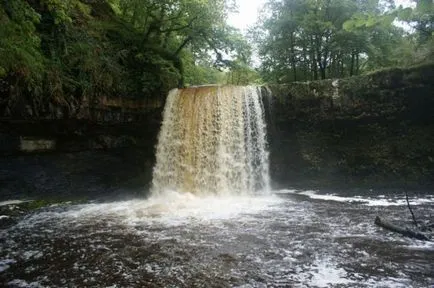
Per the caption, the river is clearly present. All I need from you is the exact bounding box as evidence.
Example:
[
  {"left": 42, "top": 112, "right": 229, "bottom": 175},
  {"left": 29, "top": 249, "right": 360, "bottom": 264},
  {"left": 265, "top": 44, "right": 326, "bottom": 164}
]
[{"left": 1, "top": 189, "right": 433, "bottom": 287}]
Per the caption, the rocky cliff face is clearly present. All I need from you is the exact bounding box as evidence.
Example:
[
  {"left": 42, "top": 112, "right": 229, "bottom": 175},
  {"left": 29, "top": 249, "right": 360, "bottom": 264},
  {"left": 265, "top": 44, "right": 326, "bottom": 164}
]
[
  {"left": 0, "top": 95, "right": 164, "bottom": 154},
  {"left": 0, "top": 95, "right": 165, "bottom": 199},
  {"left": 267, "top": 64, "right": 434, "bottom": 189}
]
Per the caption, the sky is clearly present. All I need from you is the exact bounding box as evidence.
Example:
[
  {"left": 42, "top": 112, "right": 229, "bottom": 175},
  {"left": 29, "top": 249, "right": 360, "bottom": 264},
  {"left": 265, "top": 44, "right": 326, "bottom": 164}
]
[
  {"left": 227, "top": 0, "right": 266, "bottom": 32},
  {"left": 227, "top": 0, "right": 416, "bottom": 33}
]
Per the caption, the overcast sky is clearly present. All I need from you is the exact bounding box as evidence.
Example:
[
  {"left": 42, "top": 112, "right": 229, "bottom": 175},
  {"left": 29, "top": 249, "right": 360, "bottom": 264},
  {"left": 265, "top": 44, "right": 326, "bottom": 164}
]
[{"left": 227, "top": 0, "right": 416, "bottom": 32}]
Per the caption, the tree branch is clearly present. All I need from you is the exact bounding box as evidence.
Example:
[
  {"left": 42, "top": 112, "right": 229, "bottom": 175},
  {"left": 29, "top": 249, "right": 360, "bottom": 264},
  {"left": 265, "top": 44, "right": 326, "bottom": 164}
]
[
  {"left": 174, "top": 36, "right": 193, "bottom": 55},
  {"left": 405, "top": 189, "right": 418, "bottom": 227},
  {"left": 160, "top": 16, "right": 198, "bottom": 33}
]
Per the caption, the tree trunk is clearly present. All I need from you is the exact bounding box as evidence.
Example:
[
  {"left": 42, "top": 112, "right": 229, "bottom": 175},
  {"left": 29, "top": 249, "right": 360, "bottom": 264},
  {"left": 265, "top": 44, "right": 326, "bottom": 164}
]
[
  {"left": 302, "top": 44, "right": 308, "bottom": 80},
  {"left": 319, "top": 63, "right": 326, "bottom": 80},
  {"left": 340, "top": 59, "right": 344, "bottom": 78},
  {"left": 310, "top": 36, "right": 318, "bottom": 80},
  {"left": 321, "top": 38, "right": 329, "bottom": 80},
  {"left": 350, "top": 51, "right": 355, "bottom": 77},
  {"left": 374, "top": 216, "right": 430, "bottom": 241},
  {"left": 355, "top": 52, "right": 359, "bottom": 75},
  {"left": 315, "top": 35, "right": 324, "bottom": 79},
  {"left": 290, "top": 32, "right": 297, "bottom": 82}
]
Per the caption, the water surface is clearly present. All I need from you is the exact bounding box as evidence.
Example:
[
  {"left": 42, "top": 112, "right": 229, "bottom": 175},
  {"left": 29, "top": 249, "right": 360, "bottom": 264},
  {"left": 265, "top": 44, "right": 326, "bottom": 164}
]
[{"left": 1, "top": 190, "right": 433, "bottom": 287}]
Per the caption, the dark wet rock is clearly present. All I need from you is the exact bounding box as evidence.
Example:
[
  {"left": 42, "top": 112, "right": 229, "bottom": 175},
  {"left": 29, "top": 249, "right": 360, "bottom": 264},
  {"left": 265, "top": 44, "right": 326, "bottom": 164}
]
[
  {"left": 0, "top": 149, "right": 154, "bottom": 201},
  {"left": 267, "top": 64, "right": 434, "bottom": 189}
]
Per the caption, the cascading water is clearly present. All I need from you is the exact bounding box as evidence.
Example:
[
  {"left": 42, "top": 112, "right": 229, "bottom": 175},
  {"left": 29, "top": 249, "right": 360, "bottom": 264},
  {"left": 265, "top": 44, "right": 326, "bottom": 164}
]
[{"left": 152, "top": 85, "right": 270, "bottom": 195}]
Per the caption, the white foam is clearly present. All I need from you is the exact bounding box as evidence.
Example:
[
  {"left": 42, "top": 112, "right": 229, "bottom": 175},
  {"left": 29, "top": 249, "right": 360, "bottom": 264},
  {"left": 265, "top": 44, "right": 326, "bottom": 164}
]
[
  {"left": 404, "top": 241, "right": 434, "bottom": 251},
  {"left": 279, "top": 190, "right": 434, "bottom": 206},
  {"left": 0, "top": 200, "right": 32, "bottom": 207},
  {"left": 20, "top": 191, "right": 282, "bottom": 228},
  {"left": 363, "top": 277, "right": 411, "bottom": 287},
  {"left": 306, "top": 259, "right": 355, "bottom": 287},
  {"left": 22, "top": 250, "right": 43, "bottom": 261},
  {"left": 7, "top": 279, "right": 42, "bottom": 288},
  {"left": 295, "top": 258, "right": 415, "bottom": 288},
  {"left": 0, "top": 259, "right": 16, "bottom": 273}
]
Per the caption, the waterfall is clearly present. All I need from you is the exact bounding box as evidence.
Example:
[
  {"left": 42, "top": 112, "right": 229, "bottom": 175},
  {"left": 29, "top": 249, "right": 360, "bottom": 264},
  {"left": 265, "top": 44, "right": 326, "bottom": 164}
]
[{"left": 152, "top": 86, "right": 270, "bottom": 196}]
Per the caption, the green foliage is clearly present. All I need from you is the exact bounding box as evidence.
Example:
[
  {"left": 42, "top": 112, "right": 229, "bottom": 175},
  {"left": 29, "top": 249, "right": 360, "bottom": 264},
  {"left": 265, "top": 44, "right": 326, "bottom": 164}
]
[
  {"left": 40, "top": 0, "right": 74, "bottom": 24},
  {"left": 226, "top": 61, "right": 262, "bottom": 85},
  {"left": 401, "top": 0, "right": 433, "bottom": 48},
  {"left": 183, "top": 53, "right": 226, "bottom": 86},
  {"left": 140, "top": 51, "right": 180, "bottom": 93},
  {"left": 1, "top": 0, "right": 249, "bottom": 118},
  {"left": 0, "top": 1, "right": 44, "bottom": 79},
  {"left": 254, "top": 0, "right": 433, "bottom": 84},
  {"left": 112, "top": 0, "right": 243, "bottom": 72}
]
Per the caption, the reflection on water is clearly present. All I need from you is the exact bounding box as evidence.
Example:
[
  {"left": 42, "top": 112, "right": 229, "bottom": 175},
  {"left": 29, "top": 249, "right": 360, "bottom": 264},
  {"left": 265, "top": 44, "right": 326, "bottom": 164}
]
[{"left": 1, "top": 190, "right": 433, "bottom": 287}]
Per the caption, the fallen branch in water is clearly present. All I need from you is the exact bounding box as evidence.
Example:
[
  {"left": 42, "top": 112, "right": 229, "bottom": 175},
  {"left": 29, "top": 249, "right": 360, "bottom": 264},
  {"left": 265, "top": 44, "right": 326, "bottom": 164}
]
[
  {"left": 405, "top": 189, "right": 418, "bottom": 227},
  {"left": 374, "top": 216, "right": 431, "bottom": 241}
]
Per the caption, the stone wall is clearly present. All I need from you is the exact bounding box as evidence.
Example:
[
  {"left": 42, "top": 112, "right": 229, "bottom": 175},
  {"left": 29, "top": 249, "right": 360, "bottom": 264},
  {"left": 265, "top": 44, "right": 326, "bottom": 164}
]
[
  {"left": 267, "top": 64, "right": 434, "bottom": 189},
  {"left": 0, "top": 94, "right": 165, "bottom": 199},
  {"left": 0, "top": 94, "right": 164, "bottom": 154}
]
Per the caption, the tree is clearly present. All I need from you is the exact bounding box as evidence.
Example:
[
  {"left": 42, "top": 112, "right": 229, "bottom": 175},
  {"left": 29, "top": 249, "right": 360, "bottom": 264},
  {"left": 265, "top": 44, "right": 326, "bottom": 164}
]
[
  {"left": 253, "top": 0, "right": 432, "bottom": 84},
  {"left": 396, "top": 0, "right": 434, "bottom": 62},
  {"left": 0, "top": 0, "right": 254, "bottom": 118},
  {"left": 113, "top": 0, "right": 245, "bottom": 87}
]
